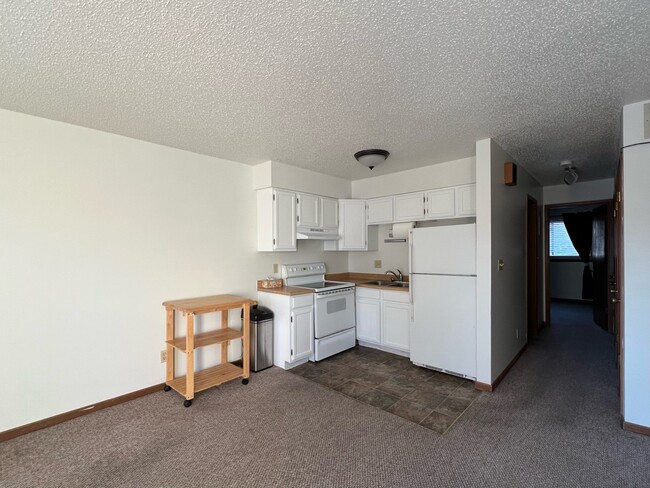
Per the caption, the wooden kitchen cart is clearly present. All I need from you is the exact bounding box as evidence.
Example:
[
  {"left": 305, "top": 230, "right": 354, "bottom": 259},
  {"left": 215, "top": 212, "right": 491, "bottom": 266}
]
[{"left": 162, "top": 294, "right": 256, "bottom": 407}]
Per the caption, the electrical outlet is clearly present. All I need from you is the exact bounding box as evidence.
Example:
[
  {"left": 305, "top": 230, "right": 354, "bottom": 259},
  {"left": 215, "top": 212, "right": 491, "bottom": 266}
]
[
  {"left": 374, "top": 260, "right": 382, "bottom": 268},
  {"left": 160, "top": 350, "right": 167, "bottom": 363},
  {"left": 273, "top": 263, "right": 279, "bottom": 274}
]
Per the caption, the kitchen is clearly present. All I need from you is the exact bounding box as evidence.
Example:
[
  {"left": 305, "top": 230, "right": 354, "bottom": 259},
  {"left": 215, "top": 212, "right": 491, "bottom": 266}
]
[{"left": 255, "top": 157, "right": 478, "bottom": 379}]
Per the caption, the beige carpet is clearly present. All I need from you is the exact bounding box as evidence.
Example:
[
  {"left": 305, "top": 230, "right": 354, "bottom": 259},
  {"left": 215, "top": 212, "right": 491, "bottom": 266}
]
[{"left": 1, "top": 302, "right": 649, "bottom": 487}]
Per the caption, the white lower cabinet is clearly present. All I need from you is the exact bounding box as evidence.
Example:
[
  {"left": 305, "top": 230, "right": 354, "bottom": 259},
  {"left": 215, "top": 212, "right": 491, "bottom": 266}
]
[
  {"left": 356, "top": 296, "right": 382, "bottom": 344},
  {"left": 291, "top": 305, "right": 314, "bottom": 361},
  {"left": 381, "top": 294, "right": 410, "bottom": 351},
  {"left": 355, "top": 287, "right": 410, "bottom": 355},
  {"left": 257, "top": 291, "right": 314, "bottom": 369}
]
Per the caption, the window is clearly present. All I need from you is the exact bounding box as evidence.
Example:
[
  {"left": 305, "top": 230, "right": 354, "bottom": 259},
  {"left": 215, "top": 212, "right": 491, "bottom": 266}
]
[{"left": 549, "top": 216, "right": 579, "bottom": 257}]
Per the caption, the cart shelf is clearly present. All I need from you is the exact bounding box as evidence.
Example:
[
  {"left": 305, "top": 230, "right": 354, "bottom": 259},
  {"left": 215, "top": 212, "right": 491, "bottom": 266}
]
[
  {"left": 166, "top": 327, "right": 243, "bottom": 352},
  {"left": 167, "top": 363, "right": 243, "bottom": 396}
]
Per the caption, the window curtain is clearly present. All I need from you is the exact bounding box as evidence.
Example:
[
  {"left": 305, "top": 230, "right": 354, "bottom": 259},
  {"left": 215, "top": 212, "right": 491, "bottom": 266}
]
[{"left": 562, "top": 211, "right": 594, "bottom": 299}]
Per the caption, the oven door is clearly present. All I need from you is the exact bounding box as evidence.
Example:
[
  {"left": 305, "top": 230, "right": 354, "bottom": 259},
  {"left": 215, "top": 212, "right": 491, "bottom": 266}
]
[{"left": 313, "top": 288, "right": 355, "bottom": 338}]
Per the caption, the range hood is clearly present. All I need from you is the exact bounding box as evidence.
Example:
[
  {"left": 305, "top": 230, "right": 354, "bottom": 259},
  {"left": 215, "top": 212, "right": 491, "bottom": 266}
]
[{"left": 296, "top": 228, "right": 340, "bottom": 240}]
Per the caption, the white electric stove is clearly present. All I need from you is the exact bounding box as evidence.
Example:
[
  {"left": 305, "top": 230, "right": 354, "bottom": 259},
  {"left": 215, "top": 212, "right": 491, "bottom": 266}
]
[{"left": 282, "top": 263, "right": 356, "bottom": 361}]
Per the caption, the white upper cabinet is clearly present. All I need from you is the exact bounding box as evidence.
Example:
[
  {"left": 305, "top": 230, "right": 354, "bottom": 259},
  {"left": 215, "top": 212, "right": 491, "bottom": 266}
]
[
  {"left": 367, "top": 196, "right": 394, "bottom": 224},
  {"left": 394, "top": 192, "right": 425, "bottom": 221},
  {"left": 455, "top": 184, "right": 476, "bottom": 216},
  {"left": 257, "top": 188, "right": 297, "bottom": 251},
  {"left": 321, "top": 197, "right": 339, "bottom": 230},
  {"left": 324, "top": 199, "right": 378, "bottom": 251},
  {"left": 425, "top": 188, "right": 455, "bottom": 219},
  {"left": 339, "top": 199, "right": 367, "bottom": 250},
  {"left": 296, "top": 193, "right": 320, "bottom": 228}
]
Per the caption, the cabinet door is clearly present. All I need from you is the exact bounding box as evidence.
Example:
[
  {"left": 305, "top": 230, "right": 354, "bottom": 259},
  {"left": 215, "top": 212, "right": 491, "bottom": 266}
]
[
  {"left": 356, "top": 297, "right": 381, "bottom": 344},
  {"left": 367, "top": 197, "right": 394, "bottom": 224},
  {"left": 297, "top": 193, "right": 320, "bottom": 228},
  {"left": 425, "top": 188, "right": 455, "bottom": 219},
  {"left": 273, "top": 189, "right": 297, "bottom": 251},
  {"left": 394, "top": 192, "right": 425, "bottom": 221},
  {"left": 321, "top": 197, "right": 338, "bottom": 229},
  {"left": 291, "top": 305, "right": 313, "bottom": 361},
  {"left": 381, "top": 300, "right": 410, "bottom": 351},
  {"left": 455, "top": 184, "right": 476, "bottom": 216},
  {"left": 339, "top": 199, "right": 367, "bottom": 250}
]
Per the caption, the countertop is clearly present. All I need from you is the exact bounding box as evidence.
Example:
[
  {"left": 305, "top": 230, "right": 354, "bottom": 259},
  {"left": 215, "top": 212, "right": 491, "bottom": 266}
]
[
  {"left": 256, "top": 273, "right": 409, "bottom": 295},
  {"left": 326, "top": 272, "right": 409, "bottom": 292}
]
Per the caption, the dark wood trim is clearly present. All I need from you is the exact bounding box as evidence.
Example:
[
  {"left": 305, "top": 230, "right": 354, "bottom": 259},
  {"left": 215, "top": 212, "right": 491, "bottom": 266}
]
[
  {"left": 0, "top": 383, "right": 164, "bottom": 443},
  {"left": 474, "top": 344, "right": 528, "bottom": 392},
  {"left": 623, "top": 421, "right": 650, "bottom": 437},
  {"left": 550, "top": 298, "right": 593, "bottom": 304},
  {"left": 474, "top": 381, "right": 493, "bottom": 392}
]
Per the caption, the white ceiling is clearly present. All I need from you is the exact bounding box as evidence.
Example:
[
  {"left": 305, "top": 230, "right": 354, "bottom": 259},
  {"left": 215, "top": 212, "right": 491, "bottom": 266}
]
[{"left": 1, "top": 1, "right": 648, "bottom": 185}]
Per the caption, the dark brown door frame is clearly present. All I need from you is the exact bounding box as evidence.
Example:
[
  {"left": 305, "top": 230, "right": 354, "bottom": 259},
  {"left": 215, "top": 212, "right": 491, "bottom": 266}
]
[
  {"left": 526, "top": 195, "right": 540, "bottom": 339},
  {"left": 543, "top": 198, "right": 612, "bottom": 327}
]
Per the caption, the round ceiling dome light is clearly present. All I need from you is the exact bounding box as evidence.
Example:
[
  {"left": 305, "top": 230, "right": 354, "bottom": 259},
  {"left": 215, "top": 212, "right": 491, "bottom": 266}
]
[{"left": 354, "top": 149, "right": 390, "bottom": 170}]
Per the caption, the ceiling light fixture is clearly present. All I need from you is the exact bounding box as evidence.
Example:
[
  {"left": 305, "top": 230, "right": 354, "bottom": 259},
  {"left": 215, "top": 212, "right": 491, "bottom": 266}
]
[
  {"left": 354, "top": 149, "right": 390, "bottom": 170},
  {"left": 560, "top": 160, "right": 579, "bottom": 185}
]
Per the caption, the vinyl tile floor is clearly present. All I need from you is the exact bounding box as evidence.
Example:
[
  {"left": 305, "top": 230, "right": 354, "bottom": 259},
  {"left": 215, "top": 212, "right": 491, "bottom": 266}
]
[{"left": 288, "top": 346, "right": 482, "bottom": 434}]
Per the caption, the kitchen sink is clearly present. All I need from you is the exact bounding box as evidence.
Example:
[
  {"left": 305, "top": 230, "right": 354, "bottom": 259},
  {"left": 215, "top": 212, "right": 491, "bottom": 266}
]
[
  {"left": 361, "top": 280, "right": 395, "bottom": 286},
  {"left": 387, "top": 281, "right": 409, "bottom": 288},
  {"left": 361, "top": 280, "right": 409, "bottom": 288}
]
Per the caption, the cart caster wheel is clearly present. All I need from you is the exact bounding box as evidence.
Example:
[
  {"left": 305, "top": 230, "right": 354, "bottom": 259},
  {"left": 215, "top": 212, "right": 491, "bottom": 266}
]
[
  {"left": 242, "top": 378, "right": 249, "bottom": 385},
  {"left": 183, "top": 400, "right": 192, "bottom": 408},
  {"left": 163, "top": 385, "right": 171, "bottom": 392}
]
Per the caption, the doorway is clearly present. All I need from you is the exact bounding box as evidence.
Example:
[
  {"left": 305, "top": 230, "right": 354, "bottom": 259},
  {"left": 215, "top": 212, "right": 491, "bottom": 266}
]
[{"left": 544, "top": 199, "right": 614, "bottom": 331}]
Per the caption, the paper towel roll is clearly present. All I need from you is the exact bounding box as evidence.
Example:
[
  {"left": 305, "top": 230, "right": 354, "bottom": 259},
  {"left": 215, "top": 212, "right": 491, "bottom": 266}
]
[{"left": 390, "top": 222, "right": 415, "bottom": 239}]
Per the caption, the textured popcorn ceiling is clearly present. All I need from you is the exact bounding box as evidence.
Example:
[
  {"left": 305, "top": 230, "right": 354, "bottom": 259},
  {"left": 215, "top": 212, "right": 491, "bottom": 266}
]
[{"left": 1, "top": 1, "right": 649, "bottom": 184}]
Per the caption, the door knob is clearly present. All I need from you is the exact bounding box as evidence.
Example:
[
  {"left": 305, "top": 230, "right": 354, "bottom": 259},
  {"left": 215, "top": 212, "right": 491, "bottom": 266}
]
[{"left": 611, "top": 298, "right": 621, "bottom": 304}]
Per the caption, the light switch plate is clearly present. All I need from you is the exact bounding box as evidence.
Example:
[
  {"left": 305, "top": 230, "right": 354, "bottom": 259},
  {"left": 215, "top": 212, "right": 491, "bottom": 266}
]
[
  {"left": 273, "top": 263, "right": 279, "bottom": 273},
  {"left": 374, "top": 260, "right": 382, "bottom": 268}
]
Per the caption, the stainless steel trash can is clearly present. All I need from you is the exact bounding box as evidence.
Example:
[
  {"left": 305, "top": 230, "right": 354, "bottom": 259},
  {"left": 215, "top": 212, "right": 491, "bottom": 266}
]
[{"left": 248, "top": 305, "right": 274, "bottom": 372}]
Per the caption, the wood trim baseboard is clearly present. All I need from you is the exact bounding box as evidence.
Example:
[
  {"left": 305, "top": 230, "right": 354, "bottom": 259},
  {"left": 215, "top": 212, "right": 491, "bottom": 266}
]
[
  {"left": 623, "top": 421, "right": 650, "bottom": 437},
  {"left": 474, "top": 381, "right": 493, "bottom": 392},
  {"left": 0, "top": 383, "right": 164, "bottom": 443},
  {"left": 474, "top": 344, "right": 528, "bottom": 392}
]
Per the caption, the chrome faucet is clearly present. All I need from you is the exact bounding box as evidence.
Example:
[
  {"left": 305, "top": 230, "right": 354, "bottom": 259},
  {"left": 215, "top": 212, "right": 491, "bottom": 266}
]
[{"left": 385, "top": 269, "right": 403, "bottom": 281}]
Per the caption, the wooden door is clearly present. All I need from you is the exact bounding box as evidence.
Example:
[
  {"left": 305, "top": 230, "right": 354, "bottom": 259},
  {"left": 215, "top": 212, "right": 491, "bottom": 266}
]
[
  {"left": 614, "top": 158, "right": 624, "bottom": 411},
  {"left": 592, "top": 204, "right": 608, "bottom": 330},
  {"left": 527, "top": 196, "right": 539, "bottom": 339}
]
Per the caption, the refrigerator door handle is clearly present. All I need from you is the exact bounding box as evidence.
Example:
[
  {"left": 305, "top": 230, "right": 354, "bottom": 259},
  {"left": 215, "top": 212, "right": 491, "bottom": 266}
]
[{"left": 409, "top": 230, "right": 414, "bottom": 321}]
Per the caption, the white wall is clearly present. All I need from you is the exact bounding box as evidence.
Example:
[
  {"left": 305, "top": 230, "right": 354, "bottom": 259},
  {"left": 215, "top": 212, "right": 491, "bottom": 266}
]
[
  {"left": 351, "top": 157, "right": 475, "bottom": 199},
  {"left": 621, "top": 100, "right": 650, "bottom": 428},
  {"left": 476, "top": 139, "right": 542, "bottom": 384},
  {"left": 253, "top": 160, "right": 351, "bottom": 199},
  {"left": 544, "top": 179, "right": 614, "bottom": 205},
  {"left": 550, "top": 261, "right": 589, "bottom": 300},
  {"left": 347, "top": 224, "right": 409, "bottom": 274},
  {"left": 0, "top": 109, "right": 347, "bottom": 432}
]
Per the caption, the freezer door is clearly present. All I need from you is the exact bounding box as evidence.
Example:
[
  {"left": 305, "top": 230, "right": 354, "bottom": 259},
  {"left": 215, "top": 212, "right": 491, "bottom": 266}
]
[
  {"left": 411, "top": 224, "right": 476, "bottom": 275},
  {"left": 410, "top": 274, "right": 476, "bottom": 379}
]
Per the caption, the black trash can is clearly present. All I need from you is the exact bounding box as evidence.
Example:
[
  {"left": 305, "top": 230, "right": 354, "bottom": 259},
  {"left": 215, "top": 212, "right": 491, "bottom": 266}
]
[{"left": 245, "top": 305, "right": 274, "bottom": 372}]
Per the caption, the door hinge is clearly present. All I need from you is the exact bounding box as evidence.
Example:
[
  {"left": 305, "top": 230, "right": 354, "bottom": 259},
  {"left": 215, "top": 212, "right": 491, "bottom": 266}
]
[
  {"left": 273, "top": 194, "right": 276, "bottom": 201},
  {"left": 273, "top": 238, "right": 276, "bottom": 245},
  {"left": 297, "top": 216, "right": 300, "bottom": 222},
  {"left": 296, "top": 197, "right": 299, "bottom": 204},
  {"left": 290, "top": 315, "right": 293, "bottom": 323},
  {"left": 291, "top": 348, "right": 293, "bottom": 356},
  {"left": 616, "top": 191, "right": 621, "bottom": 203}
]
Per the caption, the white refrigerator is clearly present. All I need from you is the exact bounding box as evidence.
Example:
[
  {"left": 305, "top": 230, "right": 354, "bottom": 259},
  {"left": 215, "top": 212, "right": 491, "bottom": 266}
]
[{"left": 409, "top": 223, "right": 477, "bottom": 379}]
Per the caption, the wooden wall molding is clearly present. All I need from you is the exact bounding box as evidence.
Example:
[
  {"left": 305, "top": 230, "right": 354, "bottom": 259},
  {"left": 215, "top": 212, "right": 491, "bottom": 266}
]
[
  {"left": 0, "top": 383, "right": 164, "bottom": 443},
  {"left": 474, "top": 344, "right": 528, "bottom": 392},
  {"left": 623, "top": 421, "right": 650, "bottom": 437}
]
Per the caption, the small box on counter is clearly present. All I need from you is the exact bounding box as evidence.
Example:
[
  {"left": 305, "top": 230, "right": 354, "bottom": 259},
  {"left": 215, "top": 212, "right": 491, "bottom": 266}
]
[{"left": 259, "top": 278, "right": 283, "bottom": 289}]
